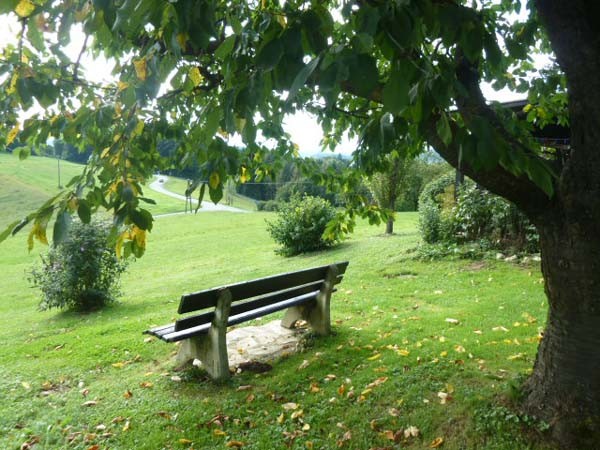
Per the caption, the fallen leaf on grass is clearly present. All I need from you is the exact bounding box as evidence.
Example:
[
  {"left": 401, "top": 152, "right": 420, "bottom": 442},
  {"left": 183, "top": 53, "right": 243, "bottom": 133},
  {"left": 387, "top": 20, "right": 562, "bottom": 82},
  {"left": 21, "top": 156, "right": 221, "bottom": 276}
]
[
  {"left": 282, "top": 402, "right": 298, "bottom": 410},
  {"left": 82, "top": 401, "right": 97, "bottom": 407},
  {"left": 236, "top": 385, "right": 253, "bottom": 391},
  {"left": 404, "top": 426, "right": 420, "bottom": 438},
  {"left": 123, "top": 390, "right": 133, "bottom": 399},
  {"left": 140, "top": 381, "right": 153, "bottom": 388},
  {"left": 179, "top": 438, "right": 193, "bottom": 444},
  {"left": 430, "top": 437, "right": 444, "bottom": 448},
  {"left": 122, "top": 420, "right": 131, "bottom": 432},
  {"left": 213, "top": 429, "right": 227, "bottom": 437},
  {"left": 111, "top": 362, "right": 126, "bottom": 369},
  {"left": 171, "top": 376, "right": 182, "bottom": 382},
  {"left": 445, "top": 318, "right": 460, "bottom": 325},
  {"left": 226, "top": 441, "right": 245, "bottom": 448},
  {"left": 86, "top": 445, "right": 100, "bottom": 450},
  {"left": 298, "top": 360, "right": 310, "bottom": 370}
]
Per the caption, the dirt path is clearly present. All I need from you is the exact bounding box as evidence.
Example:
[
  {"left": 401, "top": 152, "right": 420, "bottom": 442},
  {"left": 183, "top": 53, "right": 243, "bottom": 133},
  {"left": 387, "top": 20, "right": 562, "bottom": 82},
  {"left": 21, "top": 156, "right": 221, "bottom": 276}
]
[{"left": 149, "top": 175, "right": 246, "bottom": 213}]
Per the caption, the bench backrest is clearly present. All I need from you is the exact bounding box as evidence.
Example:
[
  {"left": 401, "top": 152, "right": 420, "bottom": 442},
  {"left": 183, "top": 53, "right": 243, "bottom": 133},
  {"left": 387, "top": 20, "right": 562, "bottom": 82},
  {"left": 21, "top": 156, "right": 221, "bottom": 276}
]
[{"left": 174, "top": 261, "right": 349, "bottom": 331}]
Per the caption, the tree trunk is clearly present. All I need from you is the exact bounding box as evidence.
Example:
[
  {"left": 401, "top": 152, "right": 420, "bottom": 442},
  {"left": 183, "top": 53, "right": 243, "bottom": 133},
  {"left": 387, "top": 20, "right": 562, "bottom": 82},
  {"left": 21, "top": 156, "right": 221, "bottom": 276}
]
[
  {"left": 522, "top": 212, "right": 600, "bottom": 447},
  {"left": 385, "top": 217, "right": 394, "bottom": 234}
]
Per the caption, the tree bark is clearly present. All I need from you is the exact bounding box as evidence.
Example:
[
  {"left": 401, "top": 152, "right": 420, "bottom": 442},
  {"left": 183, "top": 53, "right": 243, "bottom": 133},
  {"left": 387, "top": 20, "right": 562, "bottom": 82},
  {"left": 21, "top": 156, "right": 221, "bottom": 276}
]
[
  {"left": 385, "top": 217, "right": 394, "bottom": 234},
  {"left": 522, "top": 213, "right": 600, "bottom": 447}
]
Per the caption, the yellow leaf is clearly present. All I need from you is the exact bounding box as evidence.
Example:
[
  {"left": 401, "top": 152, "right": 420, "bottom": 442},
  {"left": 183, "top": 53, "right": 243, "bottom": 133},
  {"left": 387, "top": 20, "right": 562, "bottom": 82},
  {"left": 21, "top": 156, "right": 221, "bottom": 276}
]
[
  {"left": 112, "top": 362, "right": 125, "bottom": 368},
  {"left": 122, "top": 420, "right": 131, "bottom": 431},
  {"left": 213, "top": 429, "right": 227, "bottom": 437},
  {"left": 367, "top": 353, "right": 381, "bottom": 361},
  {"left": 133, "top": 58, "right": 147, "bottom": 81},
  {"left": 189, "top": 67, "right": 203, "bottom": 86},
  {"left": 397, "top": 349, "right": 410, "bottom": 357},
  {"left": 131, "top": 120, "right": 144, "bottom": 138},
  {"left": 430, "top": 437, "right": 444, "bottom": 448},
  {"left": 209, "top": 172, "right": 220, "bottom": 190},
  {"left": 15, "top": 0, "right": 35, "bottom": 17},
  {"left": 7, "top": 125, "right": 19, "bottom": 145},
  {"left": 177, "top": 33, "right": 188, "bottom": 49},
  {"left": 140, "top": 381, "right": 153, "bottom": 388},
  {"left": 7, "top": 73, "right": 18, "bottom": 94},
  {"left": 240, "top": 166, "right": 249, "bottom": 184},
  {"left": 123, "top": 390, "right": 133, "bottom": 399},
  {"left": 226, "top": 441, "right": 245, "bottom": 448},
  {"left": 277, "top": 413, "right": 285, "bottom": 424},
  {"left": 179, "top": 438, "right": 193, "bottom": 444}
]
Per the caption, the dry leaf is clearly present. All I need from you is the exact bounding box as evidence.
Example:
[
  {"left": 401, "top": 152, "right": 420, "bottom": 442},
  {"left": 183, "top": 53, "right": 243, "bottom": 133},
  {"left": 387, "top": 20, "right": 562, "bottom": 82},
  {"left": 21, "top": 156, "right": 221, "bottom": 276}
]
[
  {"left": 430, "top": 437, "right": 444, "bottom": 448},
  {"left": 245, "top": 393, "right": 255, "bottom": 403},
  {"left": 277, "top": 413, "right": 285, "bottom": 424},
  {"left": 179, "top": 438, "right": 193, "bottom": 444},
  {"left": 282, "top": 402, "right": 298, "bottom": 410},
  {"left": 367, "top": 353, "right": 381, "bottom": 361},
  {"left": 157, "top": 411, "right": 172, "bottom": 420},
  {"left": 111, "top": 362, "right": 125, "bottom": 369},
  {"left": 171, "top": 376, "right": 182, "bottom": 382},
  {"left": 226, "top": 441, "right": 245, "bottom": 448},
  {"left": 122, "top": 420, "right": 131, "bottom": 432},
  {"left": 213, "top": 429, "right": 227, "bottom": 437},
  {"left": 140, "top": 381, "right": 153, "bottom": 388},
  {"left": 236, "top": 385, "right": 253, "bottom": 391},
  {"left": 86, "top": 446, "right": 100, "bottom": 450},
  {"left": 298, "top": 360, "right": 310, "bottom": 370},
  {"left": 404, "top": 426, "right": 420, "bottom": 438},
  {"left": 123, "top": 390, "right": 133, "bottom": 399},
  {"left": 445, "top": 318, "right": 460, "bottom": 324},
  {"left": 82, "top": 401, "right": 97, "bottom": 407},
  {"left": 143, "top": 337, "right": 153, "bottom": 343}
]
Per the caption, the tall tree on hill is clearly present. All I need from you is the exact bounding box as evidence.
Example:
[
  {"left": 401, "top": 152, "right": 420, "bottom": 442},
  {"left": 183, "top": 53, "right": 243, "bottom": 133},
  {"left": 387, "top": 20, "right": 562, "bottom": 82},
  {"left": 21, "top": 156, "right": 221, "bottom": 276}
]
[{"left": 0, "top": 0, "right": 597, "bottom": 445}]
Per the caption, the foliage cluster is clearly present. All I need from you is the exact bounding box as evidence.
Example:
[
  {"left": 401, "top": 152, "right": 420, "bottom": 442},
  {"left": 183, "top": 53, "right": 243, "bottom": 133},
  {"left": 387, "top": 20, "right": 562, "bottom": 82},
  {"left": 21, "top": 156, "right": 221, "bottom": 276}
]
[
  {"left": 266, "top": 195, "right": 339, "bottom": 256},
  {"left": 29, "top": 220, "right": 128, "bottom": 311},
  {"left": 418, "top": 173, "right": 539, "bottom": 255}
]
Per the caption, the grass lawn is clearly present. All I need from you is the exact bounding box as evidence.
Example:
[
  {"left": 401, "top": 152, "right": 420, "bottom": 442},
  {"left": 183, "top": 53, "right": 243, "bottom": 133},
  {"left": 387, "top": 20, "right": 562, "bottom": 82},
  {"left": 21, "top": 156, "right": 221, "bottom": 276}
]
[{"left": 0, "top": 206, "right": 551, "bottom": 449}]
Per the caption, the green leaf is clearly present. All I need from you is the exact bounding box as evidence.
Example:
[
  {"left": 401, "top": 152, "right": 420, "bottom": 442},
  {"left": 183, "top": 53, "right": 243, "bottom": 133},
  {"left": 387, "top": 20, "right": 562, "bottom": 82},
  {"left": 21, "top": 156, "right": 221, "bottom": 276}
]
[
  {"left": 194, "top": 183, "right": 206, "bottom": 213},
  {"left": 77, "top": 200, "right": 91, "bottom": 223},
  {"left": 287, "top": 56, "right": 320, "bottom": 104},
  {"left": 347, "top": 54, "right": 379, "bottom": 98},
  {"left": 17, "top": 146, "right": 31, "bottom": 160},
  {"left": 0, "top": 0, "right": 19, "bottom": 14},
  {"left": 215, "top": 34, "right": 236, "bottom": 60},
  {"left": 208, "top": 184, "right": 223, "bottom": 204},
  {"left": 130, "top": 208, "right": 153, "bottom": 231},
  {"left": 0, "top": 220, "right": 20, "bottom": 244},
  {"left": 52, "top": 210, "right": 71, "bottom": 245},
  {"left": 139, "top": 197, "right": 157, "bottom": 205},
  {"left": 526, "top": 159, "right": 555, "bottom": 197},
  {"left": 256, "top": 37, "right": 284, "bottom": 71},
  {"left": 436, "top": 113, "right": 452, "bottom": 146},
  {"left": 382, "top": 64, "right": 409, "bottom": 114}
]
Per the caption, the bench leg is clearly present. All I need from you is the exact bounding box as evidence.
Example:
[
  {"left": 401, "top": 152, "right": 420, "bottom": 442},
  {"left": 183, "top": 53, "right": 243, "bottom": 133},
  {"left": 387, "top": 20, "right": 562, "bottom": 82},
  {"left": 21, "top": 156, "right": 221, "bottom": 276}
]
[
  {"left": 281, "top": 305, "right": 309, "bottom": 329},
  {"left": 176, "top": 289, "right": 232, "bottom": 382},
  {"left": 308, "top": 265, "right": 339, "bottom": 336}
]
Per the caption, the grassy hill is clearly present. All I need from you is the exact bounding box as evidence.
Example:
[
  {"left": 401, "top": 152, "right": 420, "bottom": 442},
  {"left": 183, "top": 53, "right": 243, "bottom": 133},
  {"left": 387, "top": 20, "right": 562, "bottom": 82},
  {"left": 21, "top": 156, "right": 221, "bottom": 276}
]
[
  {"left": 0, "top": 153, "right": 255, "bottom": 233},
  {"left": 0, "top": 199, "right": 551, "bottom": 449}
]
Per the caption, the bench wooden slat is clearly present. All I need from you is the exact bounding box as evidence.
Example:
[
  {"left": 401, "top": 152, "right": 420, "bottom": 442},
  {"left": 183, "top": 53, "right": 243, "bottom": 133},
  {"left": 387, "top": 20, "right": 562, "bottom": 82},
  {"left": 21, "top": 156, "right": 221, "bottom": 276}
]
[
  {"left": 163, "top": 291, "right": 319, "bottom": 342},
  {"left": 178, "top": 261, "right": 349, "bottom": 314},
  {"left": 145, "top": 323, "right": 175, "bottom": 338},
  {"left": 173, "top": 279, "right": 341, "bottom": 332}
]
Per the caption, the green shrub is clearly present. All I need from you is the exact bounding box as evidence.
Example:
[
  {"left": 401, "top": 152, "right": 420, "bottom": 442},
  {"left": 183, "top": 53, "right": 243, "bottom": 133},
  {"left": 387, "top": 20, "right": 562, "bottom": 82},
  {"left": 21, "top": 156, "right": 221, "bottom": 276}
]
[
  {"left": 418, "top": 173, "right": 539, "bottom": 254},
  {"left": 417, "top": 172, "right": 457, "bottom": 244},
  {"left": 266, "top": 195, "right": 339, "bottom": 256},
  {"left": 256, "top": 200, "right": 280, "bottom": 212},
  {"left": 30, "top": 220, "right": 128, "bottom": 311}
]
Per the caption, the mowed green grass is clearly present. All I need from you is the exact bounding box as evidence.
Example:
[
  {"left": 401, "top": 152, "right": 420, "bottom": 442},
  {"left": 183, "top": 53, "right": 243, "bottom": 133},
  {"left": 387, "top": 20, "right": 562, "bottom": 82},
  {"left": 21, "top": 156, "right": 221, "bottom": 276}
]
[{"left": 0, "top": 205, "right": 551, "bottom": 449}]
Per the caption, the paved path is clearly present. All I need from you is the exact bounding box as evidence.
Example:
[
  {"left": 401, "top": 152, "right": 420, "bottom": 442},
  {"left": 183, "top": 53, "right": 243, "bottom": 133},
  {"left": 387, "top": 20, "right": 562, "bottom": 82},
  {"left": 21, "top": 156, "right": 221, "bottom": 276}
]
[{"left": 149, "top": 175, "right": 246, "bottom": 213}]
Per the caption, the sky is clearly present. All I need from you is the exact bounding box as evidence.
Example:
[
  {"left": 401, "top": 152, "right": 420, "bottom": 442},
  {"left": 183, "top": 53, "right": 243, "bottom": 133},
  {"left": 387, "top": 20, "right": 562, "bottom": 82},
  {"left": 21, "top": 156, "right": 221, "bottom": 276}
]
[{"left": 0, "top": 10, "right": 548, "bottom": 157}]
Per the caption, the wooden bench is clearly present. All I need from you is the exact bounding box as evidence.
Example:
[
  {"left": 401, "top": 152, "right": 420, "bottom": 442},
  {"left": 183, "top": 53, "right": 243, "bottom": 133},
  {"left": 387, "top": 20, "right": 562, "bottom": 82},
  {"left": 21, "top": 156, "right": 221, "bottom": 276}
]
[{"left": 145, "top": 261, "right": 349, "bottom": 381}]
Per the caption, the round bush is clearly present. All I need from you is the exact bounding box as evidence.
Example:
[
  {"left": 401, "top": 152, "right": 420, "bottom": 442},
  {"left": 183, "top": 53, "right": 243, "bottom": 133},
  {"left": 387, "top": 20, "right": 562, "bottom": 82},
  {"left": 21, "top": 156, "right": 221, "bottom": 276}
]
[
  {"left": 30, "top": 220, "right": 128, "bottom": 311},
  {"left": 266, "top": 195, "right": 338, "bottom": 256}
]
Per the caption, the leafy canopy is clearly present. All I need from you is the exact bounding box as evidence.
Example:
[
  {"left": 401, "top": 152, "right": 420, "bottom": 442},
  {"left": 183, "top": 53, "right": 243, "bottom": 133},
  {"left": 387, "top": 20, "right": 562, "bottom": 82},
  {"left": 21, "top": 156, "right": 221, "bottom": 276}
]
[{"left": 0, "top": 0, "right": 565, "bottom": 254}]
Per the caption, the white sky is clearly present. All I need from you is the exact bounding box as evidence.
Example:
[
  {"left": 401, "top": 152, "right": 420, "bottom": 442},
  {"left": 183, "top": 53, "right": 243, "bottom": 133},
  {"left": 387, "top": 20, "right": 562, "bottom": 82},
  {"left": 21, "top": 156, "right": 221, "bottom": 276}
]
[{"left": 0, "top": 11, "right": 548, "bottom": 157}]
